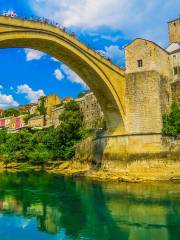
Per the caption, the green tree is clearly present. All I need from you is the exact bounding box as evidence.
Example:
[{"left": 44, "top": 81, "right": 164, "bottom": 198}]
[
  {"left": 0, "top": 129, "right": 7, "bottom": 144},
  {"left": 1, "top": 154, "right": 12, "bottom": 167},
  {"left": 162, "top": 103, "right": 180, "bottom": 137},
  {"left": 59, "top": 101, "right": 83, "bottom": 135},
  {"left": 0, "top": 130, "right": 37, "bottom": 162},
  {"left": 28, "top": 144, "right": 51, "bottom": 166},
  {"left": 37, "top": 96, "right": 47, "bottom": 127},
  {"left": 0, "top": 100, "right": 88, "bottom": 164},
  {"left": 4, "top": 130, "right": 35, "bottom": 153},
  {"left": 54, "top": 103, "right": 63, "bottom": 108},
  {"left": 2, "top": 108, "right": 20, "bottom": 117},
  {"left": 37, "top": 96, "right": 47, "bottom": 116},
  {"left": 43, "top": 100, "right": 83, "bottom": 160}
]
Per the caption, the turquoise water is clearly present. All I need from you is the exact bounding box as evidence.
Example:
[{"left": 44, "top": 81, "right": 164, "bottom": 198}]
[{"left": 0, "top": 172, "right": 180, "bottom": 240}]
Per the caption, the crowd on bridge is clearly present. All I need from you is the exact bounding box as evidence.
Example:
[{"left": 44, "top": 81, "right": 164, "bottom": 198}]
[
  {"left": 1, "top": 10, "right": 113, "bottom": 62},
  {"left": 1, "top": 10, "right": 68, "bottom": 31}
]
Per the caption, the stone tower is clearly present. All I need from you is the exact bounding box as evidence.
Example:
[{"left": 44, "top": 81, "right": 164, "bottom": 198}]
[
  {"left": 167, "top": 18, "right": 180, "bottom": 103},
  {"left": 168, "top": 18, "right": 180, "bottom": 44},
  {"left": 125, "top": 38, "right": 171, "bottom": 135}
]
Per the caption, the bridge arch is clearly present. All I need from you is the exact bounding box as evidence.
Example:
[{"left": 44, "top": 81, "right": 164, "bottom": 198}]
[{"left": 0, "top": 16, "right": 126, "bottom": 135}]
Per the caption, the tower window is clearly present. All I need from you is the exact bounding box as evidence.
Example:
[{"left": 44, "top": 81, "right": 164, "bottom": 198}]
[
  {"left": 137, "top": 59, "right": 143, "bottom": 68},
  {"left": 173, "top": 67, "right": 178, "bottom": 75}
]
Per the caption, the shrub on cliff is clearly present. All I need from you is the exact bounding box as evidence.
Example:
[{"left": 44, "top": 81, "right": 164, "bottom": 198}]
[
  {"left": 162, "top": 103, "right": 180, "bottom": 137},
  {"left": 28, "top": 145, "right": 51, "bottom": 165},
  {"left": 42, "top": 100, "right": 84, "bottom": 160}
]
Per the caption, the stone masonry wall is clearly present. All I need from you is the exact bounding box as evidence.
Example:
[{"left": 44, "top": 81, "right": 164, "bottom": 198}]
[
  {"left": 125, "top": 71, "right": 163, "bottom": 134},
  {"left": 171, "top": 80, "right": 180, "bottom": 103},
  {"left": 159, "top": 75, "right": 171, "bottom": 114},
  {"left": 76, "top": 93, "right": 104, "bottom": 129},
  {"left": 44, "top": 94, "right": 62, "bottom": 117},
  {"left": 168, "top": 18, "right": 180, "bottom": 44},
  {"left": 125, "top": 39, "right": 170, "bottom": 77}
]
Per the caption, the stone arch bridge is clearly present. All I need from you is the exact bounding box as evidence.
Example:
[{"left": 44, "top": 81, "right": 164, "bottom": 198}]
[
  {"left": 0, "top": 16, "right": 168, "bottom": 164},
  {"left": 0, "top": 16, "right": 126, "bottom": 136}
]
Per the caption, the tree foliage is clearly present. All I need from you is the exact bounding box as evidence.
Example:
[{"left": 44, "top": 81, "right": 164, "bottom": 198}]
[
  {"left": 162, "top": 103, "right": 180, "bottom": 137},
  {"left": 0, "top": 100, "right": 87, "bottom": 165},
  {"left": 78, "top": 92, "right": 85, "bottom": 98},
  {"left": 77, "top": 90, "right": 90, "bottom": 98},
  {"left": 37, "top": 96, "right": 47, "bottom": 116},
  {"left": 2, "top": 108, "right": 20, "bottom": 117},
  {"left": 43, "top": 100, "right": 84, "bottom": 160}
]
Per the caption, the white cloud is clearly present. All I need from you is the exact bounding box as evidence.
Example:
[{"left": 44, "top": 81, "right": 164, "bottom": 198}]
[
  {"left": 0, "top": 85, "right": 3, "bottom": 89},
  {"left": 54, "top": 64, "right": 87, "bottom": 88},
  {"left": 99, "top": 45, "right": 125, "bottom": 65},
  {"left": 10, "top": 86, "right": 14, "bottom": 90},
  {"left": 17, "top": 84, "right": 45, "bottom": 103},
  {"left": 24, "top": 49, "right": 45, "bottom": 61},
  {"left": 54, "top": 69, "right": 64, "bottom": 80},
  {"left": 61, "top": 64, "right": 87, "bottom": 88},
  {"left": 30, "top": 0, "right": 180, "bottom": 45},
  {"left": 101, "top": 35, "right": 122, "bottom": 43},
  {"left": 0, "top": 92, "right": 19, "bottom": 108}
]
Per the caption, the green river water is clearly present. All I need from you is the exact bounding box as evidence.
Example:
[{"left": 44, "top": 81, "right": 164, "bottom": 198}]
[{"left": 0, "top": 171, "right": 179, "bottom": 240}]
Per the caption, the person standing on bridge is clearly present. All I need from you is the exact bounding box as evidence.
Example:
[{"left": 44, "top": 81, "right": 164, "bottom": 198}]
[
  {"left": 3, "top": 11, "right": 8, "bottom": 17},
  {"left": 10, "top": 11, "right": 17, "bottom": 18},
  {"left": 38, "top": 17, "right": 43, "bottom": 23},
  {"left": 44, "top": 18, "right": 49, "bottom": 24},
  {"left": 2, "top": 11, "right": 6, "bottom": 16},
  {"left": 62, "top": 26, "right": 66, "bottom": 32}
]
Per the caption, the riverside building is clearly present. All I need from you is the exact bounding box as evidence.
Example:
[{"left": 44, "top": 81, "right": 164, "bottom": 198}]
[
  {"left": 125, "top": 18, "right": 180, "bottom": 135},
  {"left": 76, "top": 92, "right": 104, "bottom": 129}
]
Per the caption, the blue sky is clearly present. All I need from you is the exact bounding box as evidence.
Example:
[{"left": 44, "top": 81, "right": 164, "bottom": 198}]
[{"left": 0, "top": 0, "right": 179, "bottom": 108}]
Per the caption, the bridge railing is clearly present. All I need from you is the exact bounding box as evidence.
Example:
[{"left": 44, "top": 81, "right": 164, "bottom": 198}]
[{"left": 0, "top": 13, "right": 124, "bottom": 71}]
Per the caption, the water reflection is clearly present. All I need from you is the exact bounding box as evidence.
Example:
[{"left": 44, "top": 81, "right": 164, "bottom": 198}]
[{"left": 0, "top": 171, "right": 179, "bottom": 240}]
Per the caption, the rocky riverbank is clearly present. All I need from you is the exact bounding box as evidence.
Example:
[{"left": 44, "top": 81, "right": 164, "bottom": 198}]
[
  {"left": 50, "top": 159, "right": 180, "bottom": 182},
  {"left": 1, "top": 158, "right": 180, "bottom": 183}
]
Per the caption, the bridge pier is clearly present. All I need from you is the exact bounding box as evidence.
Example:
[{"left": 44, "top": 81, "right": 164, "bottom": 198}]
[
  {"left": 92, "top": 133, "right": 179, "bottom": 170},
  {"left": 75, "top": 132, "right": 180, "bottom": 180}
]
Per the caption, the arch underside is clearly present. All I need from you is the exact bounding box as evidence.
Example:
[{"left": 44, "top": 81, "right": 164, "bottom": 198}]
[{"left": 0, "top": 23, "right": 126, "bottom": 134}]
